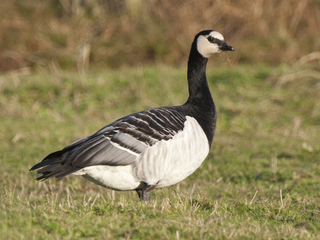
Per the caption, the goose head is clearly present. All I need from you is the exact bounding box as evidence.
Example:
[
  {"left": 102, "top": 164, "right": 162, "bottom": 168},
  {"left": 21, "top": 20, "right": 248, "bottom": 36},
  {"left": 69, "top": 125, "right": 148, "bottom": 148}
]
[{"left": 196, "top": 30, "right": 234, "bottom": 58}]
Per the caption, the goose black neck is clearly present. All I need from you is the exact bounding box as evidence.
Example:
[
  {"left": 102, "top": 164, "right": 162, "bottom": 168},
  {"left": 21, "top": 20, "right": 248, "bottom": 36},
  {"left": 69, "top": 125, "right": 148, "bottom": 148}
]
[
  {"left": 186, "top": 44, "right": 213, "bottom": 108},
  {"left": 182, "top": 42, "right": 216, "bottom": 146}
]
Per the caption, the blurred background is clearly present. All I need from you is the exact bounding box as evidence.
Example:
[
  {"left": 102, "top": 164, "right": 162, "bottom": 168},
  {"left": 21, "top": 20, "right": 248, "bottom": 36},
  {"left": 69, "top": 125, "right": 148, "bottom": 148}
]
[
  {"left": 1, "top": 0, "right": 319, "bottom": 72},
  {"left": 1, "top": 2, "right": 320, "bottom": 238}
]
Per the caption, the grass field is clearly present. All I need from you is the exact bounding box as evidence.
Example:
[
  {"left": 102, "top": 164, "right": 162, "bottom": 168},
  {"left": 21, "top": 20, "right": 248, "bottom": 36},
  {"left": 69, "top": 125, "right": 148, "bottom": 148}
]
[{"left": 1, "top": 62, "right": 320, "bottom": 239}]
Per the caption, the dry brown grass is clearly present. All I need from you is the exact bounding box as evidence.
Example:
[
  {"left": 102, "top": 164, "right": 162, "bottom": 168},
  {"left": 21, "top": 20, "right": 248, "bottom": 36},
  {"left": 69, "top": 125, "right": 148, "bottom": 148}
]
[{"left": 0, "top": 0, "right": 319, "bottom": 71}]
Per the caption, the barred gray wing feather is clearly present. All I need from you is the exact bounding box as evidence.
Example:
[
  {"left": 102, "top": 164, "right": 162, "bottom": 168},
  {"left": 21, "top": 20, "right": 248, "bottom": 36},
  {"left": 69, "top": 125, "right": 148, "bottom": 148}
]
[{"left": 30, "top": 107, "right": 186, "bottom": 180}]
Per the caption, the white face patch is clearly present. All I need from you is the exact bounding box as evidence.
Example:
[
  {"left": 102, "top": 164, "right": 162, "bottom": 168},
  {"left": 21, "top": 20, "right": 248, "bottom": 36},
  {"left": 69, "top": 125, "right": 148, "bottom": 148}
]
[
  {"left": 209, "top": 31, "right": 224, "bottom": 41},
  {"left": 197, "top": 31, "right": 225, "bottom": 58}
]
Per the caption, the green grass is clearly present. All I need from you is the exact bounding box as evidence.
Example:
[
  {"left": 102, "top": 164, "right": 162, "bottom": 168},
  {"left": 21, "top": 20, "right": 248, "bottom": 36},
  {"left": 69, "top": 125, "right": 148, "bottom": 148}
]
[{"left": 1, "top": 64, "right": 320, "bottom": 239}]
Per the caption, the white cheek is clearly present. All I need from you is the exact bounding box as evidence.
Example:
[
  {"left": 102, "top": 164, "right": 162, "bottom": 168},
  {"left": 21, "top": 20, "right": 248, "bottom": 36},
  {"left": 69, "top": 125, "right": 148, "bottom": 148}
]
[{"left": 197, "top": 36, "right": 220, "bottom": 58}]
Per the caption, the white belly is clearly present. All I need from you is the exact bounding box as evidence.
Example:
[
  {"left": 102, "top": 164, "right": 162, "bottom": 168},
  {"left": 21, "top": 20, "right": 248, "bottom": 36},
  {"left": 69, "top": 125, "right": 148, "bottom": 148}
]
[
  {"left": 73, "top": 116, "right": 209, "bottom": 190},
  {"left": 73, "top": 165, "right": 141, "bottom": 190},
  {"left": 134, "top": 116, "right": 209, "bottom": 188}
]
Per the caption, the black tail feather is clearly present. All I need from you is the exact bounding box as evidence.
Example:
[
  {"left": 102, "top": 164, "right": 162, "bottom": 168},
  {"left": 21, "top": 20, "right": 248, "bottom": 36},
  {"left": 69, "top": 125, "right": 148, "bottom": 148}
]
[
  {"left": 35, "top": 164, "right": 79, "bottom": 180},
  {"left": 30, "top": 149, "right": 80, "bottom": 180}
]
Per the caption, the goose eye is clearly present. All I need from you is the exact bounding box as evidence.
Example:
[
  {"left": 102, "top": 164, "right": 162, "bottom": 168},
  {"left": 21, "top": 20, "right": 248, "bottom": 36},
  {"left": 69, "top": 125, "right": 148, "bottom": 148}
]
[{"left": 207, "top": 36, "right": 214, "bottom": 42}]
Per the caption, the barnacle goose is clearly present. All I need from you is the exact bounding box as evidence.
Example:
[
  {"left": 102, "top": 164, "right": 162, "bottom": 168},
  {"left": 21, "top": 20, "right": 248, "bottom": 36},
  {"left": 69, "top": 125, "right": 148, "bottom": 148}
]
[{"left": 30, "top": 30, "right": 234, "bottom": 201}]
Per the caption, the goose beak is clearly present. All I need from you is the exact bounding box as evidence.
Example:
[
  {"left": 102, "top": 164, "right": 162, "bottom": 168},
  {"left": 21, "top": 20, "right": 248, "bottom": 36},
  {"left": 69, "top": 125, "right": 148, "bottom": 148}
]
[{"left": 219, "top": 42, "right": 234, "bottom": 51}]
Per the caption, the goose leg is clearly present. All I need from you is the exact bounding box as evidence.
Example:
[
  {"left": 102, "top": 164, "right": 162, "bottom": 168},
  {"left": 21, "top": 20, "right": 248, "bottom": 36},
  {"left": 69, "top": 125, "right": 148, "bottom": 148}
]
[
  {"left": 136, "top": 189, "right": 143, "bottom": 200},
  {"left": 136, "top": 182, "right": 158, "bottom": 201}
]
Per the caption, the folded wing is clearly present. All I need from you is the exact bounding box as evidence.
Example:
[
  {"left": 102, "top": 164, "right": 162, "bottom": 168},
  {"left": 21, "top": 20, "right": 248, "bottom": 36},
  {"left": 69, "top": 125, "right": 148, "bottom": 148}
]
[{"left": 30, "top": 107, "right": 186, "bottom": 180}]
